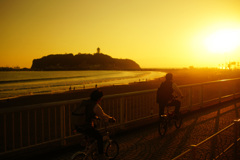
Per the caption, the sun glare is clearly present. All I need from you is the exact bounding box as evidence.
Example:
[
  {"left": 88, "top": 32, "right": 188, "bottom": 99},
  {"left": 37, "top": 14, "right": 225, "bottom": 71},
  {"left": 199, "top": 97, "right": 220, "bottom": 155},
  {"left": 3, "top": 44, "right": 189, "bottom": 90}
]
[{"left": 205, "top": 29, "right": 240, "bottom": 54}]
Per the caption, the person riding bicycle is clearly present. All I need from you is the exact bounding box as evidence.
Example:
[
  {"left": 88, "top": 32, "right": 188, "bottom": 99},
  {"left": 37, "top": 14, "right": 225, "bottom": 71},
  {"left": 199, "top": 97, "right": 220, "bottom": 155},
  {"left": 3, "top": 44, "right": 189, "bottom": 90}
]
[
  {"left": 157, "top": 73, "right": 183, "bottom": 116},
  {"left": 75, "top": 89, "right": 116, "bottom": 160}
]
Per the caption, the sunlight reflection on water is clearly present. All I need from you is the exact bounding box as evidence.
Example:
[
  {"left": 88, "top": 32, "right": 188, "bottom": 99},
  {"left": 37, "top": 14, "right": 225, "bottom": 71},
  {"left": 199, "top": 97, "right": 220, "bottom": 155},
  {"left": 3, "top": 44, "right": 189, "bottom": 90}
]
[{"left": 0, "top": 70, "right": 165, "bottom": 99}]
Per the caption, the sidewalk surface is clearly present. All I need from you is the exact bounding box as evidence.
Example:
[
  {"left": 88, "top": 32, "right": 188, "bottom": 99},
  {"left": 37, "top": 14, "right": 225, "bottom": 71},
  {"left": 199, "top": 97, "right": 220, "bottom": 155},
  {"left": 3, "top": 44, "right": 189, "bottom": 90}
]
[{"left": 34, "top": 100, "right": 240, "bottom": 160}]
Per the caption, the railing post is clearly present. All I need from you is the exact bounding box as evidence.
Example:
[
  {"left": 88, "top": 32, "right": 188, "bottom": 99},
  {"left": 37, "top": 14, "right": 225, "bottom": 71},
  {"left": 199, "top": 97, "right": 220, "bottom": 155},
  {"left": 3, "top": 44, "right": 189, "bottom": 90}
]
[
  {"left": 191, "top": 145, "right": 196, "bottom": 160},
  {"left": 188, "top": 87, "right": 192, "bottom": 111},
  {"left": 200, "top": 85, "right": 203, "bottom": 108},
  {"left": 120, "top": 97, "right": 125, "bottom": 129},
  {"left": 218, "top": 82, "right": 222, "bottom": 103},
  {"left": 3, "top": 114, "right": 7, "bottom": 152},
  {"left": 234, "top": 119, "right": 240, "bottom": 160},
  {"left": 60, "top": 105, "right": 66, "bottom": 146},
  {"left": 233, "top": 80, "right": 237, "bottom": 100}
]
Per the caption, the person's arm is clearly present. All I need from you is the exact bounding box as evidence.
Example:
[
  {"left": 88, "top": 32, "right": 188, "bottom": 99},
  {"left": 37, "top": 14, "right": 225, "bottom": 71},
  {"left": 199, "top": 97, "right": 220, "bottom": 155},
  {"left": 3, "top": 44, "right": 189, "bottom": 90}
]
[
  {"left": 172, "top": 83, "right": 183, "bottom": 98},
  {"left": 93, "top": 104, "right": 112, "bottom": 122}
]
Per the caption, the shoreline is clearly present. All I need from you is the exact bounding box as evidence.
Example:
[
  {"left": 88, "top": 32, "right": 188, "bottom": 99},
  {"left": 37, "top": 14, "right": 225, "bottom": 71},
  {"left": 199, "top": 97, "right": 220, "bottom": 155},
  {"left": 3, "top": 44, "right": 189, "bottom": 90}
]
[
  {"left": 1, "top": 68, "right": 240, "bottom": 108},
  {"left": 0, "top": 69, "right": 164, "bottom": 101},
  {"left": 0, "top": 78, "right": 162, "bottom": 108}
]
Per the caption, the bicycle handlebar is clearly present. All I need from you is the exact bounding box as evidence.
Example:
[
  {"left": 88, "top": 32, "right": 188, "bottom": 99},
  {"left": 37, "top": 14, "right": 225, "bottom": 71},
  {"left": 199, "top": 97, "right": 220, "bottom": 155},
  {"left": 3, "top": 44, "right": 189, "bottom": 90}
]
[{"left": 94, "top": 116, "right": 116, "bottom": 123}]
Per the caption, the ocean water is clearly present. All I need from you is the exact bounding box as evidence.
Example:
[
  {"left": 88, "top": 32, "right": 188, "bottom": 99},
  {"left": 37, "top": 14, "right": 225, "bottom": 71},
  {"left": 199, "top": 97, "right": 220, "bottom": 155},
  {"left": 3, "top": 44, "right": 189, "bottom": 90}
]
[{"left": 0, "top": 70, "right": 165, "bottom": 99}]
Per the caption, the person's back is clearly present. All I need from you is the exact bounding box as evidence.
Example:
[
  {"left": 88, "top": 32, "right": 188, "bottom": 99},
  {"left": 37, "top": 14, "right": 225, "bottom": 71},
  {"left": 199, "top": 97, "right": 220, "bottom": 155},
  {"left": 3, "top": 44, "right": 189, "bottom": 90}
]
[
  {"left": 157, "top": 80, "right": 174, "bottom": 104},
  {"left": 71, "top": 99, "right": 97, "bottom": 133},
  {"left": 84, "top": 99, "right": 97, "bottom": 128},
  {"left": 157, "top": 73, "right": 183, "bottom": 116}
]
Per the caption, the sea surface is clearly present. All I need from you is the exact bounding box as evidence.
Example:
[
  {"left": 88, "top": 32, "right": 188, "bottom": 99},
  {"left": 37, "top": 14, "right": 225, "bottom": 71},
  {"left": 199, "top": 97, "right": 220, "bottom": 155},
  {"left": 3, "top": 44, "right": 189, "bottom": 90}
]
[{"left": 0, "top": 70, "right": 165, "bottom": 99}]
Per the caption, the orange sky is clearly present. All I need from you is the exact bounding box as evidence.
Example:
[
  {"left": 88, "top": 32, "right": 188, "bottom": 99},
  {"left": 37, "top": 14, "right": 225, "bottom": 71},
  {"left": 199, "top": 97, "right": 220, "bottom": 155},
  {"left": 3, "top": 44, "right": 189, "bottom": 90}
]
[{"left": 1, "top": 0, "right": 240, "bottom": 69}]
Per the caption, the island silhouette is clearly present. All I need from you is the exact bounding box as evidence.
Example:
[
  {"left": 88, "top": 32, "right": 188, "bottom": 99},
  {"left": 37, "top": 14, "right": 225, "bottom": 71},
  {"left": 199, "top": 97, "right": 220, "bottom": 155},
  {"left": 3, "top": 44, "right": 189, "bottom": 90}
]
[{"left": 31, "top": 48, "right": 141, "bottom": 71}]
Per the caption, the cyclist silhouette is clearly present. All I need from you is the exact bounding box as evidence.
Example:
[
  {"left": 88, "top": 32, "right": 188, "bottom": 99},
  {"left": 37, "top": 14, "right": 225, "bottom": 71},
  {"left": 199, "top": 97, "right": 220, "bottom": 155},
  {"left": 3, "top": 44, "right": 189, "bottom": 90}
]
[
  {"left": 76, "top": 89, "right": 116, "bottom": 160},
  {"left": 157, "top": 73, "right": 183, "bottom": 116}
]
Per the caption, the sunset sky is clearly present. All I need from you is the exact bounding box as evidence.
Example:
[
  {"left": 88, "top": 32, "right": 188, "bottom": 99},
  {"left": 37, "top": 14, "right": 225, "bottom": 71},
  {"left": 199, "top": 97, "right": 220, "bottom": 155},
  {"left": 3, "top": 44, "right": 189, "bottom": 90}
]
[{"left": 1, "top": 0, "right": 240, "bottom": 69}]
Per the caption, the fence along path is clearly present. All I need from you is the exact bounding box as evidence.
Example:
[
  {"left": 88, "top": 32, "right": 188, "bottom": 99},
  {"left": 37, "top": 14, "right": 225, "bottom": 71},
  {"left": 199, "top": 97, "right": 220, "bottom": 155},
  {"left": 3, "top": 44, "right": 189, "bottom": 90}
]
[
  {"left": 18, "top": 98, "right": 240, "bottom": 160},
  {"left": 0, "top": 78, "right": 240, "bottom": 159}
]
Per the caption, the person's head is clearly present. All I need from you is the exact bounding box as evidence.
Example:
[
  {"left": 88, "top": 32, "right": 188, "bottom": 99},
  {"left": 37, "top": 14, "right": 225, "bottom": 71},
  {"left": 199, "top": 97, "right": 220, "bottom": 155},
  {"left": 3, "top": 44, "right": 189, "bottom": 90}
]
[
  {"left": 165, "top": 73, "right": 173, "bottom": 81},
  {"left": 90, "top": 89, "right": 103, "bottom": 102}
]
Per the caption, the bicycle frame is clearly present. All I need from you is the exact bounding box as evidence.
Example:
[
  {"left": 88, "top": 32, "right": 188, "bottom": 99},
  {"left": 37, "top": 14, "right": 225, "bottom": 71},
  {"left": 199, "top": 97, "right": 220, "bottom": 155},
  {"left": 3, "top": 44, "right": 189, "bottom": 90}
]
[
  {"left": 71, "top": 121, "right": 119, "bottom": 160},
  {"left": 158, "top": 103, "right": 183, "bottom": 136},
  {"left": 165, "top": 105, "right": 176, "bottom": 119}
]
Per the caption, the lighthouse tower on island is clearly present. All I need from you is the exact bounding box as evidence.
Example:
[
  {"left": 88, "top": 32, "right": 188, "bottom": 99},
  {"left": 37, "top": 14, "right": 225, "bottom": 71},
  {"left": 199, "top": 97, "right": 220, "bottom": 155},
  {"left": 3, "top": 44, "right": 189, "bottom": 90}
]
[{"left": 97, "top": 47, "right": 100, "bottom": 54}]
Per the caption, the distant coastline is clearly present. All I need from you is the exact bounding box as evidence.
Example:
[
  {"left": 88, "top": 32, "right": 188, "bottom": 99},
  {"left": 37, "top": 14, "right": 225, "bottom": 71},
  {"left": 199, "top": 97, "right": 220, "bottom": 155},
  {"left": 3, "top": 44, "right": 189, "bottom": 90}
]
[{"left": 0, "top": 67, "right": 30, "bottom": 71}]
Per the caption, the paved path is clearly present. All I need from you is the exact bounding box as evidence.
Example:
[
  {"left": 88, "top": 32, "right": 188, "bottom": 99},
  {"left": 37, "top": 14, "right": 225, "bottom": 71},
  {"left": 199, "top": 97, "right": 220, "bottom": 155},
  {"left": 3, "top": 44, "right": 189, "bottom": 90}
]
[{"left": 35, "top": 100, "right": 240, "bottom": 160}]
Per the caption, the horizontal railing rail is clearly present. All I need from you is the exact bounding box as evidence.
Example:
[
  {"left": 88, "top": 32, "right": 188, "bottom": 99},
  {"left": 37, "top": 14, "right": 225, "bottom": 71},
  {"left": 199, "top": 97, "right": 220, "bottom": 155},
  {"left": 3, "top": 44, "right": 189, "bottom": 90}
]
[
  {"left": 0, "top": 78, "right": 240, "bottom": 157},
  {"left": 172, "top": 119, "right": 240, "bottom": 160}
]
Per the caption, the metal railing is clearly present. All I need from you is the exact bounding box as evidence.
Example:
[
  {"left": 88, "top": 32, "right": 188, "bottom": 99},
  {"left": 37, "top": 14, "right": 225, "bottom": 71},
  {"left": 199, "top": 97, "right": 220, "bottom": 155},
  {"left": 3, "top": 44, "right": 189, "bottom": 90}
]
[
  {"left": 172, "top": 119, "right": 240, "bottom": 160},
  {"left": 0, "top": 78, "right": 240, "bottom": 156}
]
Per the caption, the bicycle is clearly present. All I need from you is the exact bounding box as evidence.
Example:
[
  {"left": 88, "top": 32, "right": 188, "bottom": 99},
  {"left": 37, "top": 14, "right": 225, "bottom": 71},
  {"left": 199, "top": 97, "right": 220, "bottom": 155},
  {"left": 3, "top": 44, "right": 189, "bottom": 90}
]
[
  {"left": 158, "top": 101, "right": 183, "bottom": 137},
  {"left": 71, "top": 120, "right": 119, "bottom": 160}
]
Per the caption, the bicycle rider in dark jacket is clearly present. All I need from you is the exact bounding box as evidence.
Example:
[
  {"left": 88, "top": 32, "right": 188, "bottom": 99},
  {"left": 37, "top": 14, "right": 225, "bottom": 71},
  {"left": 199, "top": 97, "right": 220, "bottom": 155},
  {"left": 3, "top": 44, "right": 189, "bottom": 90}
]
[{"left": 157, "top": 73, "right": 183, "bottom": 116}]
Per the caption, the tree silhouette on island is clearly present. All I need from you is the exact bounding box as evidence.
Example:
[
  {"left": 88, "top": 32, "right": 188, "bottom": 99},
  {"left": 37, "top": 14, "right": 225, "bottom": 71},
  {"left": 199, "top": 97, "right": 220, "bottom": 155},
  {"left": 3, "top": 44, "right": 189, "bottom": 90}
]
[{"left": 31, "top": 48, "right": 141, "bottom": 71}]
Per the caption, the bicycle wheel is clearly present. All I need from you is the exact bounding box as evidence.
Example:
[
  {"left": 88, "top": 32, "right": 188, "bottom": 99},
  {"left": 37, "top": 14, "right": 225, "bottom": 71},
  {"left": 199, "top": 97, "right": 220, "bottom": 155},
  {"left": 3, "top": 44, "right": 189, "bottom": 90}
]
[
  {"left": 158, "top": 118, "right": 167, "bottom": 136},
  {"left": 105, "top": 140, "right": 119, "bottom": 160},
  {"left": 174, "top": 114, "right": 182, "bottom": 129},
  {"left": 71, "top": 152, "right": 89, "bottom": 160}
]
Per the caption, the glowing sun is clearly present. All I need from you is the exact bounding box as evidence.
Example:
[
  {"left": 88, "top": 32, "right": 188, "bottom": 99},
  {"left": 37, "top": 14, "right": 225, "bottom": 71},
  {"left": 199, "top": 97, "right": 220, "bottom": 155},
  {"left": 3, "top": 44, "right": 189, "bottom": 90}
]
[{"left": 205, "top": 29, "right": 240, "bottom": 54}]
